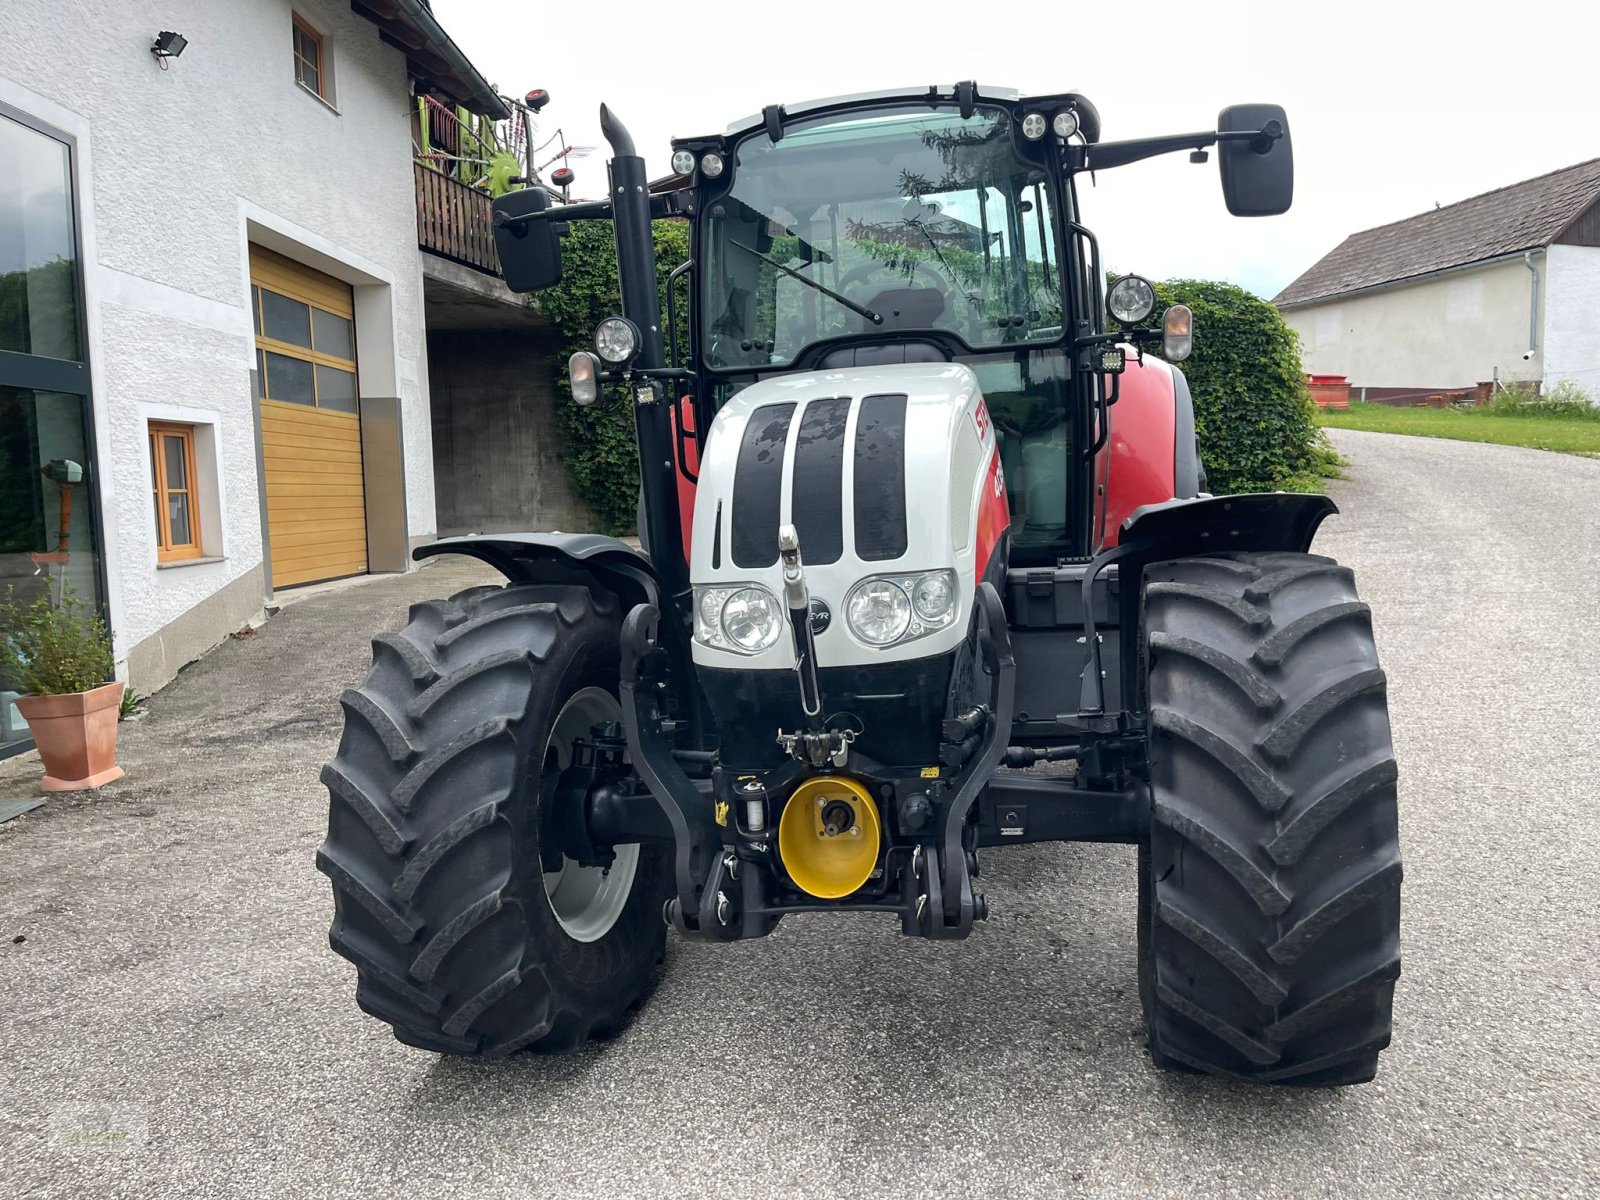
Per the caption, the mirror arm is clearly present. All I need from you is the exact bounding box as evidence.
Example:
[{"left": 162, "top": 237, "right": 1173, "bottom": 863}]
[
  {"left": 1081, "top": 122, "right": 1280, "bottom": 172},
  {"left": 493, "top": 197, "right": 614, "bottom": 232}
]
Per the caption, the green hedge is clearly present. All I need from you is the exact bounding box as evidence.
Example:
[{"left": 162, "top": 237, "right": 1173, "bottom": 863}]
[
  {"left": 1150, "top": 279, "right": 1337, "bottom": 493},
  {"left": 535, "top": 220, "right": 690, "bottom": 533}
]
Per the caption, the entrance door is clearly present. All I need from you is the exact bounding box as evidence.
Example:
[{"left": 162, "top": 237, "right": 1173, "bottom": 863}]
[{"left": 249, "top": 247, "right": 367, "bottom": 589}]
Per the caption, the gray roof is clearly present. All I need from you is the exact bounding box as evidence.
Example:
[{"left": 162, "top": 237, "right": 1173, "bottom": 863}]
[
  {"left": 1274, "top": 157, "right": 1600, "bottom": 307},
  {"left": 356, "top": 0, "right": 508, "bottom": 119}
]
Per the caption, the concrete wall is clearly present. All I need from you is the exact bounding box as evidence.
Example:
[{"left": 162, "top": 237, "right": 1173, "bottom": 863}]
[
  {"left": 0, "top": 0, "right": 438, "bottom": 693},
  {"left": 1282, "top": 256, "right": 1546, "bottom": 391},
  {"left": 1543, "top": 244, "right": 1600, "bottom": 397},
  {"left": 427, "top": 330, "right": 596, "bottom": 536}
]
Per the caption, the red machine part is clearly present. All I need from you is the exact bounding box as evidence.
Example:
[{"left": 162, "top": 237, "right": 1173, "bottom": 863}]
[
  {"left": 672, "top": 397, "right": 699, "bottom": 563},
  {"left": 974, "top": 443, "right": 1009, "bottom": 583},
  {"left": 1096, "top": 354, "right": 1178, "bottom": 549}
]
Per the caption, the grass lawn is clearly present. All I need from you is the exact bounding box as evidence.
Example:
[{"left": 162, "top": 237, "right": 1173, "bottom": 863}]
[{"left": 1317, "top": 402, "right": 1600, "bottom": 455}]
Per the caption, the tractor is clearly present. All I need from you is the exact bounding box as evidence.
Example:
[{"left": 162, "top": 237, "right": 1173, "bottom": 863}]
[{"left": 318, "top": 84, "right": 1401, "bottom": 1085}]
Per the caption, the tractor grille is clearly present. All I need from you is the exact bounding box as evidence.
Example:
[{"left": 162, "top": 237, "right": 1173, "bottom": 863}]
[{"left": 728, "top": 392, "right": 908, "bottom": 571}]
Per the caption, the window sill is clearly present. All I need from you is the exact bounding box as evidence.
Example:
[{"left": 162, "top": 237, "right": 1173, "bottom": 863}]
[
  {"left": 296, "top": 82, "right": 339, "bottom": 115},
  {"left": 157, "top": 555, "right": 226, "bottom": 570}
]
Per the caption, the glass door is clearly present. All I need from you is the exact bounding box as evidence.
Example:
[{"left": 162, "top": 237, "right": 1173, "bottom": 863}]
[{"left": 0, "top": 106, "right": 105, "bottom": 758}]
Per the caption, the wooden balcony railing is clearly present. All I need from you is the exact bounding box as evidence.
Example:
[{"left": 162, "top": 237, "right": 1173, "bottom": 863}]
[{"left": 414, "top": 162, "right": 501, "bottom": 276}]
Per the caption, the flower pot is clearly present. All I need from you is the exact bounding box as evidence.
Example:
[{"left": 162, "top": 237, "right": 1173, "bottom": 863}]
[{"left": 14, "top": 681, "right": 126, "bottom": 792}]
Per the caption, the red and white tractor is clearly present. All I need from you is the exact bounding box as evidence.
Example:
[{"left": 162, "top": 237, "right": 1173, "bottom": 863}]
[{"left": 319, "top": 84, "right": 1400, "bottom": 1085}]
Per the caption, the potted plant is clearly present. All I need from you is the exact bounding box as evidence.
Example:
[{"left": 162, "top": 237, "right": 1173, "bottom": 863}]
[{"left": 0, "top": 584, "right": 123, "bottom": 791}]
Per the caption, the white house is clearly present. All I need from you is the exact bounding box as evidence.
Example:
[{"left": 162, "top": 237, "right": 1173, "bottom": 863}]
[
  {"left": 1, "top": 0, "right": 588, "bottom": 761},
  {"left": 1275, "top": 158, "right": 1600, "bottom": 402}
]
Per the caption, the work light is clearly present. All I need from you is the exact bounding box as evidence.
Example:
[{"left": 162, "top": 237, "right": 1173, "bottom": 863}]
[
  {"left": 594, "top": 316, "right": 640, "bottom": 364},
  {"left": 1052, "top": 110, "right": 1079, "bottom": 140},
  {"left": 670, "top": 149, "right": 696, "bottom": 176},
  {"left": 700, "top": 152, "right": 725, "bottom": 179},
  {"left": 1107, "top": 275, "right": 1157, "bottom": 325},
  {"left": 1020, "top": 113, "right": 1047, "bottom": 141}
]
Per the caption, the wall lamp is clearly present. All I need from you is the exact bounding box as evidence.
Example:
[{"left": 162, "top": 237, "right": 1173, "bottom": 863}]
[{"left": 150, "top": 31, "right": 188, "bottom": 68}]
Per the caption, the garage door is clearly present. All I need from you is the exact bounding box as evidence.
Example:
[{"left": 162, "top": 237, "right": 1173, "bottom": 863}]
[{"left": 250, "top": 247, "right": 368, "bottom": 589}]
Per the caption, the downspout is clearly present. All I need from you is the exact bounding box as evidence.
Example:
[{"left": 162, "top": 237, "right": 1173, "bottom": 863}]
[{"left": 1523, "top": 250, "right": 1540, "bottom": 355}]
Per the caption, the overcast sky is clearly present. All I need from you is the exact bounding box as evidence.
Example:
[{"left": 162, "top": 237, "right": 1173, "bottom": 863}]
[{"left": 434, "top": 0, "right": 1598, "bottom": 299}]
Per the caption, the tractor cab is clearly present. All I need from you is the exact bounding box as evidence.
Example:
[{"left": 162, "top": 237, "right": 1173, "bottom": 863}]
[{"left": 692, "top": 98, "right": 1075, "bottom": 554}]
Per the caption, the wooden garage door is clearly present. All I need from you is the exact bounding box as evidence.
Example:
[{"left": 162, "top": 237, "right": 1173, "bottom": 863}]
[{"left": 250, "top": 247, "right": 367, "bottom": 589}]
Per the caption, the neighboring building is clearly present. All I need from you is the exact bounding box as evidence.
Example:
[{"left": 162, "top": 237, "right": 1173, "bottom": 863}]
[
  {"left": 0, "top": 0, "right": 582, "bottom": 761},
  {"left": 1275, "top": 158, "right": 1600, "bottom": 401}
]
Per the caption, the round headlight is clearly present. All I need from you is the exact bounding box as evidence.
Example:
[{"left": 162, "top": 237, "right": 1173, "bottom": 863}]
[
  {"left": 1020, "top": 112, "right": 1047, "bottom": 141},
  {"left": 699, "top": 151, "right": 725, "bottom": 179},
  {"left": 1052, "top": 109, "right": 1079, "bottom": 140},
  {"left": 1107, "top": 275, "right": 1157, "bottom": 325},
  {"left": 912, "top": 571, "right": 957, "bottom": 624},
  {"left": 721, "top": 587, "right": 781, "bottom": 653},
  {"left": 594, "top": 316, "right": 640, "bottom": 364},
  {"left": 670, "top": 148, "right": 696, "bottom": 176},
  {"left": 847, "top": 580, "right": 911, "bottom": 646}
]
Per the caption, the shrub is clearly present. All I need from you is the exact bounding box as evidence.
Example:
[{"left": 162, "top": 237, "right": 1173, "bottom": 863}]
[
  {"left": 535, "top": 220, "right": 691, "bottom": 534},
  {"left": 1485, "top": 380, "right": 1600, "bottom": 421},
  {"left": 0, "top": 584, "right": 114, "bottom": 696},
  {"left": 1153, "top": 279, "right": 1337, "bottom": 493}
]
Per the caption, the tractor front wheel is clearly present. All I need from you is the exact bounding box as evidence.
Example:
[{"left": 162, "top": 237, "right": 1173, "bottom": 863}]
[
  {"left": 1139, "top": 551, "right": 1401, "bottom": 1085},
  {"left": 316, "top": 582, "right": 670, "bottom": 1055}
]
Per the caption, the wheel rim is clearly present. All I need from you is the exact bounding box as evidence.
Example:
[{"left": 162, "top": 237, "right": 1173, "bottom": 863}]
[{"left": 541, "top": 687, "right": 640, "bottom": 943}]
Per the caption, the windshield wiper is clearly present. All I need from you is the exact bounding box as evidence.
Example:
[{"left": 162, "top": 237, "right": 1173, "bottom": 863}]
[{"left": 729, "top": 238, "right": 882, "bottom": 326}]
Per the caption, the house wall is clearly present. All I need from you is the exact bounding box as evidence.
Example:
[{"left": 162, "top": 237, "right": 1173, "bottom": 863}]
[
  {"left": 1282, "top": 256, "right": 1546, "bottom": 393},
  {"left": 0, "top": 0, "right": 437, "bottom": 692},
  {"left": 1542, "top": 244, "right": 1600, "bottom": 397},
  {"left": 427, "top": 330, "right": 596, "bottom": 536}
]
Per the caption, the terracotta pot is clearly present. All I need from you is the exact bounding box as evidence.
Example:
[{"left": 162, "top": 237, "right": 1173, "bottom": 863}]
[{"left": 14, "top": 681, "right": 126, "bottom": 792}]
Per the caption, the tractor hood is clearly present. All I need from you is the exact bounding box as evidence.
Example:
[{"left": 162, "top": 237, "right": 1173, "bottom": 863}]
[{"left": 689, "top": 362, "right": 1005, "bottom": 670}]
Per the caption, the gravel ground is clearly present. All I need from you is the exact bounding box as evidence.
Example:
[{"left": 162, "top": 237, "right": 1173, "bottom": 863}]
[{"left": 2, "top": 428, "right": 1597, "bottom": 1199}]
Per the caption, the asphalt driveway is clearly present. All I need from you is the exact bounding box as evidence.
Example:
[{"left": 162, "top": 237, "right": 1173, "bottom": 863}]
[{"left": 2, "top": 428, "right": 1597, "bottom": 1199}]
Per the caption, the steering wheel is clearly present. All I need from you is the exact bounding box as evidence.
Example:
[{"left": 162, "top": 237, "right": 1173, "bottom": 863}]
[{"left": 838, "top": 260, "right": 952, "bottom": 301}]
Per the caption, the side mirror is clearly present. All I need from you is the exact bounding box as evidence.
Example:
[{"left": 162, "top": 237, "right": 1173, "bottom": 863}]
[
  {"left": 1217, "top": 104, "right": 1293, "bottom": 217},
  {"left": 490, "top": 186, "right": 564, "bottom": 292}
]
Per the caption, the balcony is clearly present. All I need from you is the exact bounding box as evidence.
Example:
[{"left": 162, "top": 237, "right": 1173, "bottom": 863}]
[{"left": 414, "top": 162, "right": 501, "bottom": 277}]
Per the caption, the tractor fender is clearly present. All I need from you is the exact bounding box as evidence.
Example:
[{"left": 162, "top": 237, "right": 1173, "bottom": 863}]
[
  {"left": 1119, "top": 491, "right": 1336, "bottom": 556},
  {"left": 1098, "top": 356, "right": 1202, "bottom": 549},
  {"left": 413, "top": 532, "right": 666, "bottom": 612}
]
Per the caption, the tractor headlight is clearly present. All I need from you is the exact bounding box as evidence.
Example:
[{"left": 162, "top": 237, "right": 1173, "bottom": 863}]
[
  {"left": 845, "top": 569, "right": 959, "bottom": 648},
  {"left": 846, "top": 580, "right": 911, "bottom": 646},
  {"left": 594, "top": 316, "right": 640, "bottom": 365},
  {"left": 694, "top": 584, "right": 782, "bottom": 655},
  {"left": 912, "top": 570, "right": 957, "bottom": 624},
  {"left": 1107, "top": 274, "right": 1157, "bottom": 325}
]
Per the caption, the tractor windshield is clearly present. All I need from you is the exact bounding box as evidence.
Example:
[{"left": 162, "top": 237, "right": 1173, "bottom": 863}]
[{"left": 701, "top": 105, "right": 1063, "bottom": 370}]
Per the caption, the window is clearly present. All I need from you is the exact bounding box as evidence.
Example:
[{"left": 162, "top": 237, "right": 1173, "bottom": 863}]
[
  {"left": 149, "top": 422, "right": 202, "bottom": 562},
  {"left": 292, "top": 15, "right": 326, "bottom": 100},
  {"left": 248, "top": 250, "right": 359, "bottom": 414}
]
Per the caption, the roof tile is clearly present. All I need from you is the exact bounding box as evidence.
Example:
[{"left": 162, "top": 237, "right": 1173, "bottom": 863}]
[{"left": 1275, "top": 158, "right": 1600, "bottom": 306}]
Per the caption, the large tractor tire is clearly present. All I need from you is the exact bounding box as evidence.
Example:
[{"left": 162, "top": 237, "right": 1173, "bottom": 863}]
[
  {"left": 1139, "top": 551, "right": 1401, "bottom": 1085},
  {"left": 316, "top": 582, "right": 671, "bottom": 1056}
]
